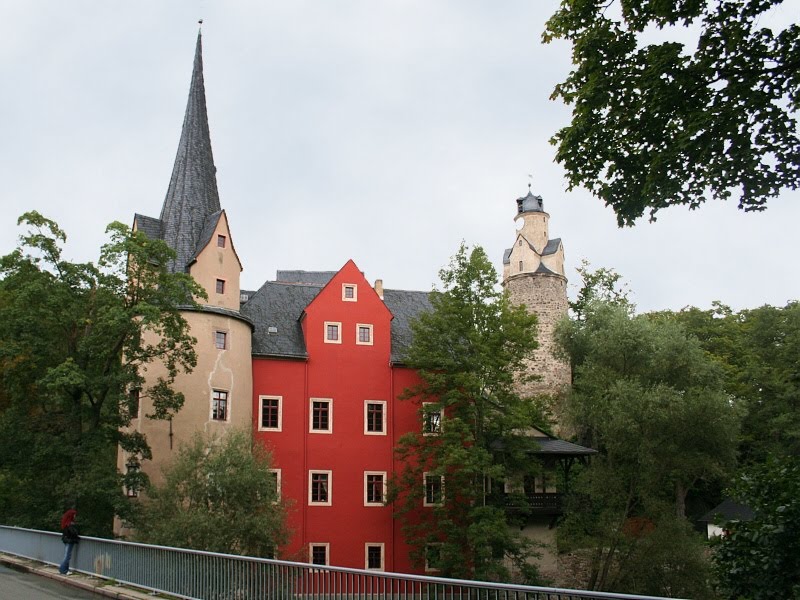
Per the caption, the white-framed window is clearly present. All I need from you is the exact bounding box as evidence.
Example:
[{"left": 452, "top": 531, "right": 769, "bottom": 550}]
[
  {"left": 309, "top": 470, "right": 332, "bottom": 506},
  {"left": 423, "top": 472, "right": 444, "bottom": 506},
  {"left": 356, "top": 323, "right": 373, "bottom": 345},
  {"left": 309, "top": 398, "right": 333, "bottom": 433},
  {"left": 259, "top": 396, "right": 282, "bottom": 431},
  {"left": 422, "top": 402, "right": 442, "bottom": 435},
  {"left": 365, "top": 543, "right": 384, "bottom": 571},
  {"left": 309, "top": 543, "right": 329, "bottom": 566},
  {"left": 212, "top": 390, "right": 228, "bottom": 421},
  {"left": 269, "top": 468, "right": 281, "bottom": 500},
  {"left": 342, "top": 284, "right": 357, "bottom": 302},
  {"left": 216, "top": 278, "right": 226, "bottom": 294},
  {"left": 364, "top": 471, "right": 387, "bottom": 506},
  {"left": 215, "top": 330, "right": 227, "bottom": 350},
  {"left": 324, "top": 321, "right": 342, "bottom": 344},
  {"left": 364, "top": 401, "right": 386, "bottom": 435},
  {"left": 425, "top": 543, "right": 443, "bottom": 572}
]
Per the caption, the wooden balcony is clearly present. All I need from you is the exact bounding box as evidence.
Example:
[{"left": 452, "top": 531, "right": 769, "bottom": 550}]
[{"left": 504, "top": 492, "right": 564, "bottom": 516}]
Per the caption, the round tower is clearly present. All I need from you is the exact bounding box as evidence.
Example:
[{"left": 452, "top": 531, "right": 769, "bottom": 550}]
[{"left": 502, "top": 186, "right": 571, "bottom": 398}]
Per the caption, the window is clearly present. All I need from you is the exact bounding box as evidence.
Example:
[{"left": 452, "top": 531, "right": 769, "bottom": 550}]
[
  {"left": 364, "top": 401, "right": 386, "bottom": 435},
  {"left": 269, "top": 469, "right": 281, "bottom": 500},
  {"left": 356, "top": 323, "right": 373, "bottom": 345},
  {"left": 259, "top": 396, "right": 282, "bottom": 431},
  {"left": 342, "top": 284, "right": 357, "bottom": 301},
  {"left": 212, "top": 390, "right": 228, "bottom": 421},
  {"left": 217, "top": 234, "right": 226, "bottom": 248},
  {"left": 215, "top": 330, "right": 227, "bottom": 350},
  {"left": 518, "top": 260, "right": 523, "bottom": 272},
  {"left": 309, "top": 543, "right": 329, "bottom": 566},
  {"left": 128, "top": 388, "right": 140, "bottom": 420},
  {"left": 364, "top": 472, "right": 386, "bottom": 505},
  {"left": 518, "top": 239, "right": 523, "bottom": 247},
  {"left": 365, "top": 544, "right": 384, "bottom": 570},
  {"left": 324, "top": 321, "right": 341, "bottom": 344},
  {"left": 309, "top": 471, "right": 332, "bottom": 505},
  {"left": 310, "top": 398, "right": 332, "bottom": 433},
  {"left": 422, "top": 403, "right": 442, "bottom": 435},
  {"left": 216, "top": 279, "right": 226, "bottom": 294},
  {"left": 125, "top": 460, "right": 140, "bottom": 498},
  {"left": 425, "top": 544, "right": 442, "bottom": 572},
  {"left": 424, "top": 473, "right": 444, "bottom": 506}
]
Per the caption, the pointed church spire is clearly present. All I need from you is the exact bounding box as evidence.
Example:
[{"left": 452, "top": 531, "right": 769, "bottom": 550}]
[{"left": 159, "top": 31, "right": 222, "bottom": 273}]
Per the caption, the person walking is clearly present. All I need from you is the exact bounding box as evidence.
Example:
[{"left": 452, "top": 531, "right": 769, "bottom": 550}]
[{"left": 58, "top": 509, "right": 79, "bottom": 575}]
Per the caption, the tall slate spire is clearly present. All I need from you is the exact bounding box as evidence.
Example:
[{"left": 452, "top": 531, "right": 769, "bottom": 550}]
[{"left": 159, "top": 31, "right": 222, "bottom": 273}]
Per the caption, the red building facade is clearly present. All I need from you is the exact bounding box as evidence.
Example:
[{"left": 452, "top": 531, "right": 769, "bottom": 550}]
[{"left": 248, "top": 261, "right": 431, "bottom": 573}]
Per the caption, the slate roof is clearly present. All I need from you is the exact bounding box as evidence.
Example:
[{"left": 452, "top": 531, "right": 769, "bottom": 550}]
[
  {"left": 530, "top": 436, "right": 597, "bottom": 456},
  {"left": 383, "top": 288, "right": 432, "bottom": 364},
  {"left": 502, "top": 237, "right": 562, "bottom": 265},
  {"left": 276, "top": 271, "right": 337, "bottom": 286},
  {"left": 491, "top": 432, "right": 597, "bottom": 457},
  {"left": 242, "top": 281, "right": 324, "bottom": 358},
  {"left": 133, "top": 213, "right": 163, "bottom": 240},
  {"left": 700, "top": 499, "right": 755, "bottom": 524},
  {"left": 158, "top": 32, "right": 222, "bottom": 273},
  {"left": 240, "top": 274, "right": 432, "bottom": 363},
  {"left": 516, "top": 188, "right": 545, "bottom": 214}
]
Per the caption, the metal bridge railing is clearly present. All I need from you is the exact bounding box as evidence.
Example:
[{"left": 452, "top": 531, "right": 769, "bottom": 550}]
[{"left": 0, "top": 525, "right": 685, "bottom": 600}]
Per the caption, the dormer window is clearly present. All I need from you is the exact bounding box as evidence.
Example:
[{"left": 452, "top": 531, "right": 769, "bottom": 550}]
[{"left": 217, "top": 234, "right": 226, "bottom": 248}]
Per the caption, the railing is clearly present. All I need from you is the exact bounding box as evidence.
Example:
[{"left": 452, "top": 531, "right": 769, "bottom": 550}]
[
  {"left": 0, "top": 525, "right": 685, "bottom": 600},
  {"left": 504, "top": 493, "right": 563, "bottom": 516}
]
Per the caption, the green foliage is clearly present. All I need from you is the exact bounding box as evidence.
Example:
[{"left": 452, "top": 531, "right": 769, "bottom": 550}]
[
  {"left": 133, "top": 428, "right": 289, "bottom": 558},
  {"left": 390, "top": 243, "right": 544, "bottom": 583},
  {"left": 713, "top": 456, "right": 800, "bottom": 600},
  {"left": 0, "top": 212, "right": 204, "bottom": 534},
  {"left": 569, "top": 260, "right": 631, "bottom": 321},
  {"left": 555, "top": 300, "right": 739, "bottom": 595},
  {"left": 669, "top": 301, "right": 800, "bottom": 463},
  {"left": 544, "top": 0, "right": 800, "bottom": 225}
]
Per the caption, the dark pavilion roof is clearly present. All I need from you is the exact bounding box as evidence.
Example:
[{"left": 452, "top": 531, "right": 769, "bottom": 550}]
[
  {"left": 700, "top": 499, "right": 755, "bottom": 524},
  {"left": 491, "top": 429, "right": 597, "bottom": 458},
  {"left": 241, "top": 272, "right": 432, "bottom": 363},
  {"left": 136, "top": 31, "right": 222, "bottom": 273}
]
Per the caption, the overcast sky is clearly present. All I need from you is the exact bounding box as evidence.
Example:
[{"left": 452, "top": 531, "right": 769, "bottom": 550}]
[{"left": 2, "top": 1, "right": 798, "bottom": 313}]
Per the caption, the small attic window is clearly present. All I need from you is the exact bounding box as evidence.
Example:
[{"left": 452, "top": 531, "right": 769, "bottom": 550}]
[
  {"left": 216, "top": 279, "right": 225, "bottom": 294},
  {"left": 518, "top": 239, "right": 522, "bottom": 247},
  {"left": 217, "top": 234, "right": 226, "bottom": 248},
  {"left": 519, "top": 261, "right": 523, "bottom": 272},
  {"left": 342, "top": 284, "right": 357, "bottom": 302}
]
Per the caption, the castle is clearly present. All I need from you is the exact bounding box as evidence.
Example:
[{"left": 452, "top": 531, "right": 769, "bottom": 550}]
[{"left": 118, "top": 31, "right": 582, "bottom": 575}]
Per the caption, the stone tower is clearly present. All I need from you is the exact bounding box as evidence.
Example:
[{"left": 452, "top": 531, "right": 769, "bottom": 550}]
[
  {"left": 116, "top": 32, "right": 253, "bottom": 527},
  {"left": 502, "top": 186, "right": 570, "bottom": 398}
]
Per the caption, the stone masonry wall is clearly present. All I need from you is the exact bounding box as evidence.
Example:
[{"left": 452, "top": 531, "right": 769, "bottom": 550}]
[{"left": 505, "top": 272, "right": 571, "bottom": 398}]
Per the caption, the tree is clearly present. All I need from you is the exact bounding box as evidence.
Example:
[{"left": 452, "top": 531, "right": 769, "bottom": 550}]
[
  {"left": 569, "top": 259, "right": 631, "bottom": 321},
  {"left": 713, "top": 456, "right": 800, "bottom": 600},
  {"left": 389, "top": 243, "right": 544, "bottom": 583},
  {"left": 0, "top": 212, "right": 203, "bottom": 535},
  {"left": 133, "top": 428, "right": 288, "bottom": 557},
  {"left": 555, "top": 300, "right": 739, "bottom": 596},
  {"left": 544, "top": 1, "right": 800, "bottom": 225},
  {"left": 669, "top": 301, "right": 800, "bottom": 463}
]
